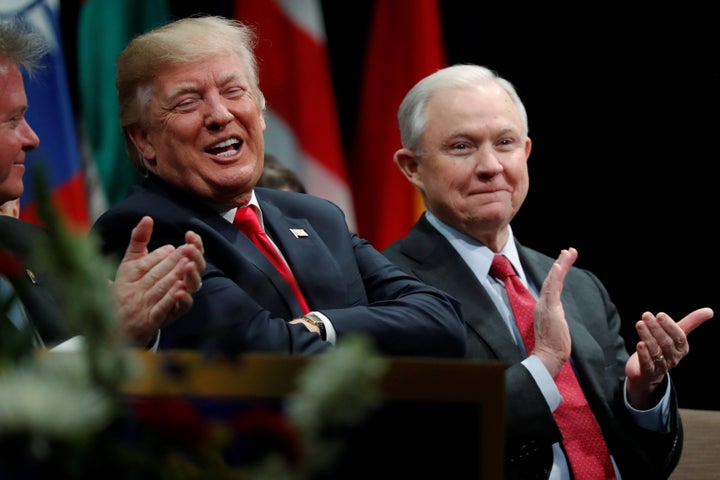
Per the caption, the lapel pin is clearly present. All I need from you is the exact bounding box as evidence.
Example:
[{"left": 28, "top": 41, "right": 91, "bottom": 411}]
[
  {"left": 290, "top": 228, "right": 308, "bottom": 238},
  {"left": 26, "top": 269, "right": 37, "bottom": 285}
]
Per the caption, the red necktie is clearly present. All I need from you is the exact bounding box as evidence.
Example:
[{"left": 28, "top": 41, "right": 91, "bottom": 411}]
[
  {"left": 490, "top": 254, "right": 616, "bottom": 479},
  {"left": 234, "top": 207, "right": 310, "bottom": 314}
]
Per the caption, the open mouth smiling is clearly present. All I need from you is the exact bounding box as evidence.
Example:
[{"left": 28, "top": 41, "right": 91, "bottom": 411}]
[{"left": 206, "top": 137, "right": 241, "bottom": 157}]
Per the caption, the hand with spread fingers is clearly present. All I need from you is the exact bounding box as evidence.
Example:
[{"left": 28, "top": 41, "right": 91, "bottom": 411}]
[{"left": 626, "top": 307, "right": 714, "bottom": 409}]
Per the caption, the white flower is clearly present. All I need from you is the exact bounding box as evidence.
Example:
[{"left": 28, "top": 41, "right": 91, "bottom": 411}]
[{"left": 0, "top": 354, "right": 112, "bottom": 438}]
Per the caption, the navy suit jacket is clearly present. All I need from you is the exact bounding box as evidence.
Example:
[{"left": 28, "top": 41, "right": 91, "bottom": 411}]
[
  {"left": 383, "top": 215, "right": 682, "bottom": 480},
  {"left": 91, "top": 175, "right": 466, "bottom": 357},
  {"left": 0, "top": 216, "right": 69, "bottom": 346}
]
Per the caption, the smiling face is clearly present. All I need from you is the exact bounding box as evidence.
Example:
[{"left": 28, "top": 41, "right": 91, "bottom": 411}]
[
  {"left": 127, "top": 53, "right": 266, "bottom": 207},
  {"left": 395, "top": 82, "right": 531, "bottom": 250},
  {"left": 0, "top": 58, "right": 39, "bottom": 205}
]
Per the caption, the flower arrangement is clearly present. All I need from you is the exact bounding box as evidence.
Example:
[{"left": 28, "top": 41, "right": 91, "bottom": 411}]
[{"left": 0, "top": 170, "right": 387, "bottom": 479}]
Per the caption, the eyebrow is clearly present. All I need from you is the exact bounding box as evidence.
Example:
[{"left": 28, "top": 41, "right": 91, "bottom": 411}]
[{"left": 167, "top": 70, "right": 246, "bottom": 98}]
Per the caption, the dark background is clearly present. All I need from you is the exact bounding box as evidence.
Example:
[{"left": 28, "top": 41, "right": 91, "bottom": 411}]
[{"left": 61, "top": 1, "right": 718, "bottom": 409}]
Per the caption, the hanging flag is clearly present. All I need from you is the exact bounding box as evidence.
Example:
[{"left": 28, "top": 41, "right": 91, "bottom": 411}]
[
  {"left": 77, "top": 0, "right": 171, "bottom": 220},
  {"left": 234, "top": 0, "right": 356, "bottom": 229},
  {"left": 0, "top": 1, "right": 89, "bottom": 231},
  {"left": 350, "top": 0, "right": 446, "bottom": 250}
]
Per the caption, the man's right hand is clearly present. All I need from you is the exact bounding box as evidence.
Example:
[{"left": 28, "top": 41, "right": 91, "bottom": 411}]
[
  {"left": 112, "top": 216, "right": 206, "bottom": 346},
  {"left": 532, "top": 247, "right": 578, "bottom": 377}
]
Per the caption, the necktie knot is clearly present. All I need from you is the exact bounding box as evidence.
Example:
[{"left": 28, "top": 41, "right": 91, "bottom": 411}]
[
  {"left": 489, "top": 255, "right": 516, "bottom": 280},
  {"left": 233, "top": 207, "right": 262, "bottom": 234}
]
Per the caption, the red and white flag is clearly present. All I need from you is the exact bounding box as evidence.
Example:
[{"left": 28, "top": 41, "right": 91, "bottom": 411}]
[
  {"left": 351, "top": 0, "right": 446, "bottom": 250},
  {"left": 234, "top": 0, "right": 355, "bottom": 229}
]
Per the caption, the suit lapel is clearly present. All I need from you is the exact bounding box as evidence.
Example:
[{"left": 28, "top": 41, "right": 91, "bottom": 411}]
[
  {"left": 518, "top": 245, "right": 607, "bottom": 376},
  {"left": 202, "top": 205, "right": 305, "bottom": 317},
  {"left": 396, "top": 217, "right": 522, "bottom": 361},
  {"left": 256, "top": 199, "right": 340, "bottom": 314}
]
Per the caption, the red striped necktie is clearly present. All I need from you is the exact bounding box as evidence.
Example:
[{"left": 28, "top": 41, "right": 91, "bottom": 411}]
[
  {"left": 490, "top": 254, "right": 616, "bottom": 479},
  {"left": 234, "top": 207, "right": 310, "bottom": 314}
]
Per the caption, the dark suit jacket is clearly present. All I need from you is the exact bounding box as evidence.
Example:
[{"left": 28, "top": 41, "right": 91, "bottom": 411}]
[
  {"left": 0, "top": 216, "right": 69, "bottom": 346},
  {"left": 383, "top": 215, "right": 682, "bottom": 480},
  {"left": 91, "top": 175, "right": 466, "bottom": 357}
]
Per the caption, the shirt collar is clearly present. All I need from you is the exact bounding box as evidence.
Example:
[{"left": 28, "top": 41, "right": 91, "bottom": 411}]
[
  {"left": 217, "top": 190, "right": 261, "bottom": 224},
  {"left": 424, "top": 210, "right": 527, "bottom": 282}
]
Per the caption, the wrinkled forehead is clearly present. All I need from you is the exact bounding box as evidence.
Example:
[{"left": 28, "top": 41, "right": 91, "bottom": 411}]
[
  {"left": 426, "top": 84, "right": 519, "bottom": 124},
  {"left": 145, "top": 54, "right": 252, "bottom": 102},
  {"left": 156, "top": 51, "right": 247, "bottom": 79}
]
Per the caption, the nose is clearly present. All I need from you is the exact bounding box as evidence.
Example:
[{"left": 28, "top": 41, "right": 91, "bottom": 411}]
[
  {"left": 204, "top": 95, "right": 234, "bottom": 131},
  {"left": 21, "top": 120, "right": 39, "bottom": 152},
  {"left": 474, "top": 145, "right": 504, "bottom": 176}
]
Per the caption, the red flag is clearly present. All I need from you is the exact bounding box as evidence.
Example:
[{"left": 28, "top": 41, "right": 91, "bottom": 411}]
[
  {"left": 351, "top": 0, "right": 446, "bottom": 250},
  {"left": 234, "top": 0, "right": 355, "bottom": 229}
]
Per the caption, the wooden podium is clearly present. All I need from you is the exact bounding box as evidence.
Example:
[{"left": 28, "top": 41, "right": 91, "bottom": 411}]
[{"left": 125, "top": 351, "right": 506, "bottom": 479}]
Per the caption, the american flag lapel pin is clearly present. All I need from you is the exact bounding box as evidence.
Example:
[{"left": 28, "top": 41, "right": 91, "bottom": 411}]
[
  {"left": 26, "top": 269, "right": 37, "bottom": 285},
  {"left": 289, "top": 228, "right": 308, "bottom": 238}
]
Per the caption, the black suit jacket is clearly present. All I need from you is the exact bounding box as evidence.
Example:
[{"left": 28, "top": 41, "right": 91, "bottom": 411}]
[
  {"left": 91, "top": 175, "right": 466, "bottom": 357},
  {"left": 0, "top": 216, "right": 69, "bottom": 346},
  {"left": 383, "top": 215, "right": 682, "bottom": 480}
]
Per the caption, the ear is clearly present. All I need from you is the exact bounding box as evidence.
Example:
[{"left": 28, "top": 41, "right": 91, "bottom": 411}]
[
  {"left": 126, "top": 124, "right": 157, "bottom": 168},
  {"left": 393, "top": 148, "right": 423, "bottom": 190}
]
